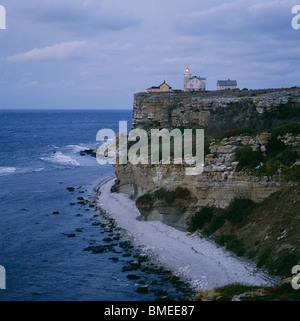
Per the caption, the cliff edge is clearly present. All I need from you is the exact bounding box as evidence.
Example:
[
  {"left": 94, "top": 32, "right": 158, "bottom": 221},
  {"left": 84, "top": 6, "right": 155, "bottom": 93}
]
[{"left": 112, "top": 87, "right": 300, "bottom": 280}]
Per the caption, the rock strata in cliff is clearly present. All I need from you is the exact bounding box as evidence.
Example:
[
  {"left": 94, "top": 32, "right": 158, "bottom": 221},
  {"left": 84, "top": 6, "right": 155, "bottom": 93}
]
[
  {"left": 132, "top": 87, "right": 300, "bottom": 136},
  {"left": 108, "top": 87, "right": 300, "bottom": 285},
  {"left": 113, "top": 130, "right": 299, "bottom": 230},
  {"left": 112, "top": 87, "right": 300, "bottom": 231}
]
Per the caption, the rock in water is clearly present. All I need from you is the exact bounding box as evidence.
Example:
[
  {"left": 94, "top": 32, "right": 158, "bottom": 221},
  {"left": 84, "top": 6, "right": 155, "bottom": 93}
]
[{"left": 136, "top": 285, "right": 148, "bottom": 293}]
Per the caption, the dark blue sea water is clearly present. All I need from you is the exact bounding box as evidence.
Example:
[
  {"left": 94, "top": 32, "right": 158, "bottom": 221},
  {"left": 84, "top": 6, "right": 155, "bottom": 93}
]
[{"left": 0, "top": 109, "right": 193, "bottom": 301}]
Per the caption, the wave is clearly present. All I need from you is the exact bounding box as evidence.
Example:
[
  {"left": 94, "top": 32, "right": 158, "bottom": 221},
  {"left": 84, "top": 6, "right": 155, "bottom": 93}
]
[
  {"left": 65, "top": 144, "right": 89, "bottom": 152},
  {"left": 32, "top": 167, "right": 45, "bottom": 172},
  {"left": 0, "top": 167, "right": 17, "bottom": 176},
  {"left": 41, "top": 151, "right": 80, "bottom": 166},
  {"left": 65, "top": 143, "right": 98, "bottom": 154},
  {"left": 0, "top": 166, "right": 46, "bottom": 177}
]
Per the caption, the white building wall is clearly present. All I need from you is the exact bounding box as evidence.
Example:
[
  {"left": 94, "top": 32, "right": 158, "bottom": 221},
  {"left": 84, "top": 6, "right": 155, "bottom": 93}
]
[
  {"left": 185, "top": 79, "right": 206, "bottom": 91},
  {"left": 183, "top": 68, "right": 206, "bottom": 92},
  {"left": 217, "top": 85, "right": 237, "bottom": 90}
]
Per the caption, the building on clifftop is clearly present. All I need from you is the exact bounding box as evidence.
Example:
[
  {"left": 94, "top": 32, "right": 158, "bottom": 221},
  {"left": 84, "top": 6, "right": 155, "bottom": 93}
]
[
  {"left": 217, "top": 79, "right": 238, "bottom": 90},
  {"left": 183, "top": 67, "right": 206, "bottom": 92},
  {"left": 147, "top": 81, "right": 172, "bottom": 93}
]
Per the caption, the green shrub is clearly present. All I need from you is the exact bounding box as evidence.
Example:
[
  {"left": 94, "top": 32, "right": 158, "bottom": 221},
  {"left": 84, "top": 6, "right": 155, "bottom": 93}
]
[
  {"left": 257, "top": 247, "right": 272, "bottom": 268},
  {"left": 204, "top": 137, "right": 211, "bottom": 156},
  {"left": 226, "top": 238, "right": 246, "bottom": 256},
  {"left": 219, "top": 127, "right": 253, "bottom": 140},
  {"left": 153, "top": 187, "right": 190, "bottom": 204},
  {"left": 262, "top": 102, "right": 300, "bottom": 121},
  {"left": 188, "top": 207, "right": 225, "bottom": 234},
  {"left": 224, "top": 198, "right": 257, "bottom": 225},
  {"left": 265, "top": 136, "right": 288, "bottom": 156},
  {"left": 283, "top": 165, "right": 300, "bottom": 182},
  {"left": 188, "top": 207, "right": 214, "bottom": 232},
  {"left": 201, "top": 282, "right": 300, "bottom": 301},
  {"left": 110, "top": 184, "right": 118, "bottom": 193},
  {"left": 136, "top": 192, "right": 153, "bottom": 209},
  {"left": 212, "top": 284, "right": 260, "bottom": 301},
  {"left": 271, "top": 122, "right": 300, "bottom": 138},
  {"left": 205, "top": 213, "right": 226, "bottom": 234},
  {"left": 215, "top": 234, "right": 236, "bottom": 246},
  {"left": 273, "top": 253, "right": 299, "bottom": 277},
  {"left": 236, "top": 146, "right": 264, "bottom": 170},
  {"left": 215, "top": 234, "right": 245, "bottom": 257},
  {"left": 276, "top": 147, "right": 299, "bottom": 166},
  {"left": 137, "top": 187, "right": 191, "bottom": 209},
  {"left": 257, "top": 158, "right": 281, "bottom": 176},
  {"left": 257, "top": 143, "right": 299, "bottom": 177}
]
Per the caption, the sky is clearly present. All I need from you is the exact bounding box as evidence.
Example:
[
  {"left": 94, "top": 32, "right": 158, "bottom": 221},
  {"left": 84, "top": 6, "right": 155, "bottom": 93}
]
[{"left": 0, "top": 0, "right": 299, "bottom": 109}]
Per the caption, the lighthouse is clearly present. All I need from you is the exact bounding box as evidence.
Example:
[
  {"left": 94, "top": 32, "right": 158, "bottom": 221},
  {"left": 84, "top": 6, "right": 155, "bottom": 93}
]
[
  {"left": 183, "top": 67, "right": 191, "bottom": 92},
  {"left": 183, "top": 67, "right": 206, "bottom": 92}
]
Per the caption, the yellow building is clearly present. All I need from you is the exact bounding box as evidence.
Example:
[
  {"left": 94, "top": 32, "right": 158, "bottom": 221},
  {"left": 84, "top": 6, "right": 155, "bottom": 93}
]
[{"left": 147, "top": 81, "right": 172, "bottom": 93}]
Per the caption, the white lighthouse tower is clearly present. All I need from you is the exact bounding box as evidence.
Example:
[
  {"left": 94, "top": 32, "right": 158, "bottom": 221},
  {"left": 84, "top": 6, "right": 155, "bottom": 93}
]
[
  {"left": 183, "top": 67, "right": 191, "bottom": 92},
  {"left": 183, "top": 67, "right": 206, "bottom": 92}
]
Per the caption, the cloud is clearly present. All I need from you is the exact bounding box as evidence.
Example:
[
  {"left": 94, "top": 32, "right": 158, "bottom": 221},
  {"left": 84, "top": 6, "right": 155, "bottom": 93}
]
[
  {"left": 177, "top": 0, "right": 295, "bottom": 38},
  {"left": 6, "top": 41, "right": 88, "bottom": 62},
  {"left": 1, "top": 0, "right": 300, "bottom": 109},
  {"left": 26, "top": 80, "right": 39, "bottom": 87},
  {"left": 16, "top": 0, "right": 140, "bottom": 32}
]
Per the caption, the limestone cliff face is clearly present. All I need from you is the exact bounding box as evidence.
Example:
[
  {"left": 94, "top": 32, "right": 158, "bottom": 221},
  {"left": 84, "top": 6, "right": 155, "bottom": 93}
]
[
  {"left": 114, "top": 135, "right": 298, "bottom": 229},
  {"left": 132, "top": 88, "right": 300, "bottom": 136},
  {"left": 113, "top": 88, "right": 300, "bottom": 230}
]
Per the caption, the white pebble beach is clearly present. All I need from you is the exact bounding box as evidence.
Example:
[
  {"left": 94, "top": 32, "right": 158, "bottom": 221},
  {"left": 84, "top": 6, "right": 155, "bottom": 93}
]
[{"left": 95, "top": 177, "right": 278, "bottom": 291}]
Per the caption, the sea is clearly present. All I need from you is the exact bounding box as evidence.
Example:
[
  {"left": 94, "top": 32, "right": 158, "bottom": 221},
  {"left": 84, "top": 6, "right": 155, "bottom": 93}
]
[{"left": 0, "top": 109, "right": 194, "bottom": 301}]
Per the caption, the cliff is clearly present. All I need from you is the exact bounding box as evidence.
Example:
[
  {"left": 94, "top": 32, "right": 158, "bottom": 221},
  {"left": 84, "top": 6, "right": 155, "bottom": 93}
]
[
  {"left": 113, "top": 131, "right": 299, "bottom": 228},
  {"left": 132, "top": 87, "right": 300, "bottom": 135},
  {"left": 111, "top": 87, "right": 300, "bottom": 279}
]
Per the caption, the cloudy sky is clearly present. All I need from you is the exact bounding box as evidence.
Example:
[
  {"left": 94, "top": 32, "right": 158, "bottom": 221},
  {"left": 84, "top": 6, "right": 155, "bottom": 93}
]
[{"left": 0, "top": 0, "right": 299, "bottom": 109}]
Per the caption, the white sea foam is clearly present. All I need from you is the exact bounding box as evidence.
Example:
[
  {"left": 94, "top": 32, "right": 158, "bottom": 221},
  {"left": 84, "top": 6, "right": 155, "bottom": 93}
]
[
  {"left": 0, "top": 166, "right": 46, "bottom": 176},
  {"left": 35, "top": 167, "right": 44, "bottom": 172},
  {"left": 65, "top": 144, "right": 89, "bottom": 152},
  {"left": 41, "top": 151, "right": 80, "bottom": 166},
  {"left": 0, "top": 167, "right": 17, "bottom": 176}
]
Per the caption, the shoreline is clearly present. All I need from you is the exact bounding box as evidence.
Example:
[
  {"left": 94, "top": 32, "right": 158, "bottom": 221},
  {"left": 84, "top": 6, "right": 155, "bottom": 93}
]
[{"left": 94, "top": 177, "right": 279, "bottom": 292}]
